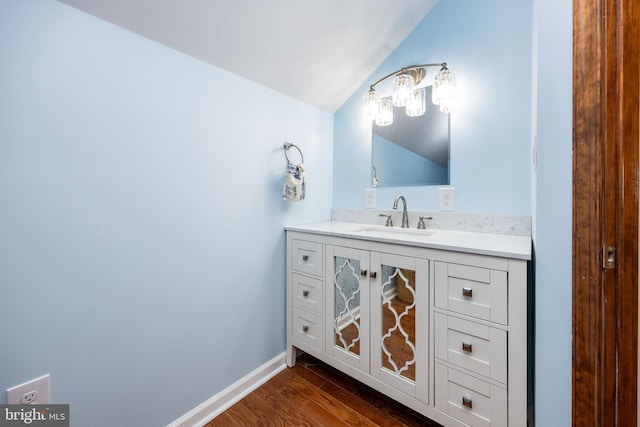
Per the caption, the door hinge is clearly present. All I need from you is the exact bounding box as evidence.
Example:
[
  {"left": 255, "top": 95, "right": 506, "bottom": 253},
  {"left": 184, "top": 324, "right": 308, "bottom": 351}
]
[{"left": 600, "top": 245, "right": 616, "bottom": 269}]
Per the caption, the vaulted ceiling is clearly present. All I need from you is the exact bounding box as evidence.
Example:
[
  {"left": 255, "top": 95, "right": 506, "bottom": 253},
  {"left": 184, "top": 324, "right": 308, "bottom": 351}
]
[{"left": 57, "top": 0, "right": 438, "bottom": 112}]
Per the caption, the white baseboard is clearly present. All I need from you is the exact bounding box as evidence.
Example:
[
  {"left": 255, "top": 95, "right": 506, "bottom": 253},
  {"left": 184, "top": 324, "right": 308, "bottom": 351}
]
[{"left": 167, "top": 352, "right": 287, "bottom": 427}]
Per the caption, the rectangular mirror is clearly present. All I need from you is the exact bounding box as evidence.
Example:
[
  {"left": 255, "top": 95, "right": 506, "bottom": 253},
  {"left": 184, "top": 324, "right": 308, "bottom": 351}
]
[{"left": 372, "top": 86, "right": 450, "bottom": 187}]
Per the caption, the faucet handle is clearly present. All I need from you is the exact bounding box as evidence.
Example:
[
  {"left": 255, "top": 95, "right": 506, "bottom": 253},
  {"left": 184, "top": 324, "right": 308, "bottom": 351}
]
[
  {"left": 379, "top": 214, "right": 393, "bottom": 227},
  {"left": 417, "top": 216, "right": 433, "bottom": 229}
]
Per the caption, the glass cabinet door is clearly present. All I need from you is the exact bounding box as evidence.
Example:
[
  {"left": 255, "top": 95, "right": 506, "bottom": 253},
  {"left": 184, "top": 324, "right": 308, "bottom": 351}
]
[
  {"left": 326, "top": 245, "right": 370, "bottom": 371},
  {"left": 370, "top": 252, "right": 428, "bottom": 403}
]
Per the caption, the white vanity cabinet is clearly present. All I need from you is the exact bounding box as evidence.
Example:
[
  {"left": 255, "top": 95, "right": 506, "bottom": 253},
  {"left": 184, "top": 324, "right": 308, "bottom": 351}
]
[
  {"left": 431, "top": 253, "right": 527, "bottom": 427},
  {"left": 325, "top": 245, "right": 430, "bottom": 403},
  {"left": 324, "top": 245, "right": 371, "bottom": 372},
  {"left": 286, "top": 225, "right": 529, "bottom": 427},
  {"left": 289, "top": 238, "right": 324, "bottom": 352}
]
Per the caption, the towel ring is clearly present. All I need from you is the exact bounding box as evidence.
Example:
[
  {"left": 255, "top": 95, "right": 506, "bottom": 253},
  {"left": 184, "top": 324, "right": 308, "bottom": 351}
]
[{"left": 284, "top": 142, "right": 304, "bottom": 164}]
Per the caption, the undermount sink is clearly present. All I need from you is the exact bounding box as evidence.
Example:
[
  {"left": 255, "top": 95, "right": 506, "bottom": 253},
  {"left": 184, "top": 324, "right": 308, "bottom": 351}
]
[{"left": 351, "top": 226, "right": 434, "bottom": 238}]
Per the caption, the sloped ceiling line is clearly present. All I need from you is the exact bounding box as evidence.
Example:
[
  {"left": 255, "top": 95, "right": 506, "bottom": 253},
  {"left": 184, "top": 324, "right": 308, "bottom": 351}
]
[{"left": 58, "top": 0, "right": 438, "bottom": 112}]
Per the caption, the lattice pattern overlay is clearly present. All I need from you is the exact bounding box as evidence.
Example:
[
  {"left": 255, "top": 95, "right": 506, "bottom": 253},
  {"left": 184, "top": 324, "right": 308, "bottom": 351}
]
[
  {"left": 333, "top": 257, "right": 361, "bottom": 356},
  {"left": 381, "top": 267, "right": 416, "bottom": 381}
]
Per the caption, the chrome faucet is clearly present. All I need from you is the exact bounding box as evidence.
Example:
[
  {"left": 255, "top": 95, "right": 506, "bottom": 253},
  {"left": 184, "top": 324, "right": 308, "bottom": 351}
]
[{"left": 392, "top": 195, "right": 409, "bottom": 228}]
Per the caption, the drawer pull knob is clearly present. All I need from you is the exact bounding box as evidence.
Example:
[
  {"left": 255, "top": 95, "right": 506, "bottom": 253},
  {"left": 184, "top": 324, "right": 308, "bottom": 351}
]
[
  {"left": 462, "top": 287, "right": 473, "bottom": 298},
  {"left": 302, "top": 255, "right": 309, "bottom": 261},
  {"left": 462, "top": 342, "right": 473, "bottom": 353},
  {"left": 462, "top": 396, "right": 473, "bottom": 409},
  {"left": 370, "top": 271, "right": 377, "bottom": 279},
  {"left": 360, "top": 269, "right": 368, "bottom": 277},
  {"left": 302, "top": 290, "right": 309, "bottom": 297},
  {"left": 302, "top": 325, "right": 309, "bottom": 333}
]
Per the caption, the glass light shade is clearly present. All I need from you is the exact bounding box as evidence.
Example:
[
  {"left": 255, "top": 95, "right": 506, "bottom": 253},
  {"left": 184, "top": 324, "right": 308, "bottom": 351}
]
[
  {"left": 375, "top": 98, "right": 393, "bottom": 126},
  {"left": 363, "top": 89, "right": 381, "bottom": 121},
  {"left": 406, "top": 87, "right": 426, "bottom": 117},
  {"left": 392, "top": 73, "right": 414, "bottom": 107},
  {"left": 439, "top": 101, "right": 452, "bottom": 113},
  {"left": 432, "top": 67, "right": 456, "bottom": 111}
]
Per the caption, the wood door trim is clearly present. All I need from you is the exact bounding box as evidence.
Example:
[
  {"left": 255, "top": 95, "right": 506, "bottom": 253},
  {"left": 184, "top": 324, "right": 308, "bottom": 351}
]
[
  {"left": 572, "top": 1, "right": 603, "bottom": 424},
  {"left": 573, "top": 0, "right": 639, "bottom": 425}
]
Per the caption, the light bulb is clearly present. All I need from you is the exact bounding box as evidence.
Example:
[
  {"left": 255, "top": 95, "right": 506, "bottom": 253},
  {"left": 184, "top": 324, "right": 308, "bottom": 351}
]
[
  {"left": 392, "top": 73, "right": 414, "bottom": 107},
  {"left": 433, "top": 66, "right": 456, "bottom": 110},
  {"left": 363, "top": 89, "right": 381, "bottom": 121},
  {"left": 375, "top": 98, "right": 393, "bottom": 126},
  {"left": 406, "top": 87, "right": 426, "bottom": 117}
]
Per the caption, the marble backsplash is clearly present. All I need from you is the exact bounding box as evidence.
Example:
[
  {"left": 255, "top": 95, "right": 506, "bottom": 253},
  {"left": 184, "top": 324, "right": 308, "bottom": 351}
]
[{"left": 331, "top": 208, "right": 531, "bottom": 236}]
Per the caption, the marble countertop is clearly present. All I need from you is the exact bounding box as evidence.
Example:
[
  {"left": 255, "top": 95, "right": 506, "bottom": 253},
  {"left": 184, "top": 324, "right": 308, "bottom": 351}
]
[{"left": 285, "top": 221, "right": 531, "bottom": 260}]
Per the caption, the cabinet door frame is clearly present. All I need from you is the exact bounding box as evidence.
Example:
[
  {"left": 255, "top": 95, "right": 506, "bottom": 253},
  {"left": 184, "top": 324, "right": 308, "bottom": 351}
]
[
  {"left": 325, "top": 245, "right": 371, "bottom": 372},
  {"left": 370, "top": 252, "right": 429, "bottom": 403}
]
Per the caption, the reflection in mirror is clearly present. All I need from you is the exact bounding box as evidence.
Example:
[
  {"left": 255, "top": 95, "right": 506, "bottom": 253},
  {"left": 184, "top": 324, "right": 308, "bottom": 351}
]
[
  {"left": 381, "top": 265, "right": 416, "bottom": 382},
  {"left": 334, "top": 256, "right": 361, "bottom": 356},
  {"left": 372, "top": 86, "right": 450, "bottom": 187}
]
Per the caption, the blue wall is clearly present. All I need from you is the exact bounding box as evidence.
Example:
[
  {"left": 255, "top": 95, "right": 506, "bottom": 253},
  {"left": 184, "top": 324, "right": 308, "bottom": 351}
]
[
  {"left": 0, "top": 1, "right": 333, "bottom": 426},
  {"left": 0, "top": 0, "right": 573, "bottom": 425},
  {"left": 532, "top": 0, "right": 572, "bottom": 425},
  {"left": 334, "top": 0, "right": 572, "bottom": 425},
  {"left": 333, "top": 0, "right": 532, "bottom": 214}
]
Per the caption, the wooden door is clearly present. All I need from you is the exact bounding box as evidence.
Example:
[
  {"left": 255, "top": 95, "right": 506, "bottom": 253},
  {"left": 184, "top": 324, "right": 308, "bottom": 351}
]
[{"left": 573, "top": 0, "right": 639, "bottom": 426}]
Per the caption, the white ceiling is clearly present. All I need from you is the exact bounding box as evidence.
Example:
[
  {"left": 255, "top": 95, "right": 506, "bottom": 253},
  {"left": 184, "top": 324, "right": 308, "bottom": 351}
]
[{"left": 57, "top": 0, "right": 438, "bottom": 112}]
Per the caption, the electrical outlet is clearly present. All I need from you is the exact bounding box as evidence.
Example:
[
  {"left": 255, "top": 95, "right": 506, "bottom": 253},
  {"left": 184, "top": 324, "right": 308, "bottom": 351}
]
[
  {"left": 21, "top": 390, "right": 38, "bottom": 404},
  {"left": 364, "top": 188, "right": 376, "bottom": 209},
  {"left": 6, "top": 374, "right": 50, "bottom": 405},
  {"left": 438, "top": 187, "right": 455, "bottom": 211}
]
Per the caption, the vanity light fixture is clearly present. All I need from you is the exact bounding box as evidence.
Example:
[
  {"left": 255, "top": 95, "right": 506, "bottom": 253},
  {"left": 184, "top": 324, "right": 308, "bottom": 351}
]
[{"left": 364, "top": 63, "right": 455, "bottom": 126}]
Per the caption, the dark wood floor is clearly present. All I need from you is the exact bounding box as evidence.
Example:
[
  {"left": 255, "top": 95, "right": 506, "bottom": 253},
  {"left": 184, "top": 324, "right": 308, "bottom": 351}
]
[{"left": 204, "top": 353, "right": 442, "bottom": 426}]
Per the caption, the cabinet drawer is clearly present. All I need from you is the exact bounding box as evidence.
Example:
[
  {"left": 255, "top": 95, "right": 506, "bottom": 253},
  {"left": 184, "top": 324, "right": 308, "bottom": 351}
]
[
  {"left": 292, "top": 307, "right": 324, "bottom": 351},
  {"left": 435, "top": 363, "right": 507, "bottom": 427},
  {"left": 434, "top": 262, "right": 508, "bottom": 325},
  {"left": 292, "top": 239, "right": 323, "bottom": 277},
  {"left": 434, "top": 313, "right": 507, "bottom": 384},
  {"left": 292, "top": 273, "right": 323, "bottom": 315}
]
